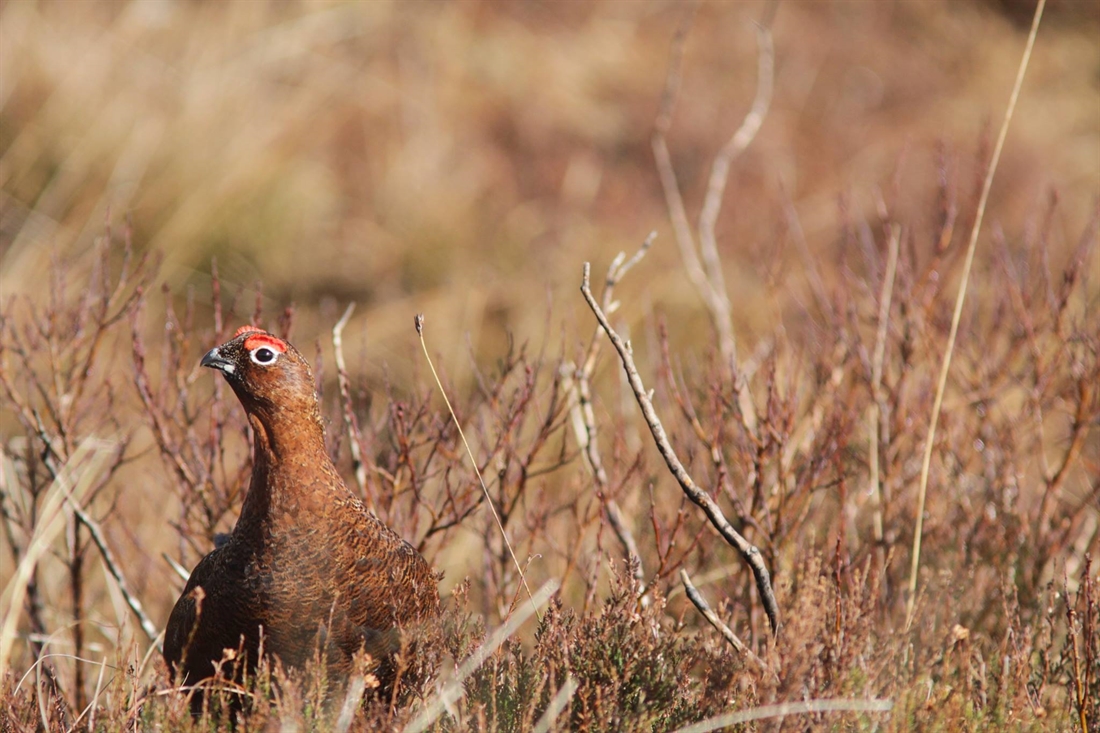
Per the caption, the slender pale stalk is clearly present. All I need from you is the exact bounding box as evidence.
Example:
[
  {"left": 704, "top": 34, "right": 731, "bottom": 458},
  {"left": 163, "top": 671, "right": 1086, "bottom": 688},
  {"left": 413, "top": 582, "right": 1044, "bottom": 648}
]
[{"left": 906, "top": 0, "right": 1047, "bottom": 625}]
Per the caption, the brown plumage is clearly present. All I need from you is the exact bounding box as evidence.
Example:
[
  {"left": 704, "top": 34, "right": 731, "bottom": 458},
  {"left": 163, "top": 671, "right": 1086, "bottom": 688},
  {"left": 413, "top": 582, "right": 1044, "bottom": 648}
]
[{"left": 164, "top": 325, "right": 439, "bottom": 708}]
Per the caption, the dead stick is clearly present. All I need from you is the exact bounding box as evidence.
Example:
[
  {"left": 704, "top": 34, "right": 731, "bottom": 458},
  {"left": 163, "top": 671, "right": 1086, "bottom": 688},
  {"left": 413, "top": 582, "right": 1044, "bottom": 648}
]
[
  {"left": 74, "top": 507, "right": 161, "bottom": 648},
  {"left": 581, "top": 263, "right": 779, "bottom": 634},
  {"left": 574, "top": 237, "right": 655, "bottom": 602},
  {"left": 680, "top": 569, "right": 769, "bottom": 673}
]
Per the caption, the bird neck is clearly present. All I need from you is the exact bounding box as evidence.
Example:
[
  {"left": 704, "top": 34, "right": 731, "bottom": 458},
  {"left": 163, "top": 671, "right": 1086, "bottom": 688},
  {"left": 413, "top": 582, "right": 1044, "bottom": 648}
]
[{"left": 237, "top": 410, "right": 334, "bottom": 526}]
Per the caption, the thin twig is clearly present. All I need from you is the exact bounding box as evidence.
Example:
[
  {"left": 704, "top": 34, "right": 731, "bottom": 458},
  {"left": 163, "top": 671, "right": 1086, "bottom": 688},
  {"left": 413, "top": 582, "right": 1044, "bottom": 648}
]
[
  {"left": 1037, "top": 377, "right": 1092, "bottom": 534},
  {"left": 162, "top": 553, "right": 191, "bottom": 583},
  {"left": 73, "top": 506, "right": 161, "bottom": 647},
  {"left": 332, "top": 303, "right": 371, "bottom": 507},
  {"left": 581, "top": 263, "right": 779, "bottom": 634},
  {"left": 868, "top": 224, "right": 901, "bottom": 545},
  {"left": 906, "top": 0, "right": 1046, "bottom": 625},
  {"left": 571, "top": 234, "right": 655, "bottom": 603},
  {"left": 779, "top": 181, "right": 834, "bottom": 321},
  {"left": 680, "top": 569, "right": 768, "bottom": 673}
]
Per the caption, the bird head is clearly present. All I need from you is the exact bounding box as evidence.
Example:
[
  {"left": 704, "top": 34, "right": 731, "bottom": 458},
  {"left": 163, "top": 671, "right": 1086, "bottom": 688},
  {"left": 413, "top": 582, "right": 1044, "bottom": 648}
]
[{"left": 201, "top": 326, "right": 320, "bottom": 424}]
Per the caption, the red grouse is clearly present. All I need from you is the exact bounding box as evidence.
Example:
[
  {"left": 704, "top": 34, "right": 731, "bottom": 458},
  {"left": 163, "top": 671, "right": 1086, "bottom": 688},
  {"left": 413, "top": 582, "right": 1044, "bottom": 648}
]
[{"left": 164, "top": 326, "right": 439, "bottom": 707}]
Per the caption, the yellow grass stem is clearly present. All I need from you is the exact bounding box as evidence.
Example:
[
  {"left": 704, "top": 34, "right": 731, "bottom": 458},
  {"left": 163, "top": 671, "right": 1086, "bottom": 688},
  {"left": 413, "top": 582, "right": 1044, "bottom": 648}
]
[
  {"left": 415, "top": 314, "right": 540, "bottom": 623},
  {"left": 906, "top": 0, "right": 1047, "bottom": 625}
]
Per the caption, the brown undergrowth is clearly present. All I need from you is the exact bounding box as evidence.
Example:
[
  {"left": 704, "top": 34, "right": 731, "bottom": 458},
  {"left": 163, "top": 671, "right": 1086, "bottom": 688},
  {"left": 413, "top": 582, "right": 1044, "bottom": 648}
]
[{"left": 1, "top": 175, "right": 1096, "bottom": 729}]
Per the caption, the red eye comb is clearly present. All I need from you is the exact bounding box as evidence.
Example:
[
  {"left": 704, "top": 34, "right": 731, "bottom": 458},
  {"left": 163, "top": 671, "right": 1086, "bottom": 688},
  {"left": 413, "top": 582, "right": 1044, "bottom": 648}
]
[
  {"left": 243, "top": 333, "right": 287, "bottom": 353},
  {"left": 234, "top": 325, "right": 262, "bottom": 338}
]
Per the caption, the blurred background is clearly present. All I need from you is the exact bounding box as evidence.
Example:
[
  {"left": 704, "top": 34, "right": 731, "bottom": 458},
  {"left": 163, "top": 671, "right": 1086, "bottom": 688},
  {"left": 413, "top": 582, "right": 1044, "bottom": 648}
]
[{"left": 3, "top": 0, "right": 1096, "bottom": 378}]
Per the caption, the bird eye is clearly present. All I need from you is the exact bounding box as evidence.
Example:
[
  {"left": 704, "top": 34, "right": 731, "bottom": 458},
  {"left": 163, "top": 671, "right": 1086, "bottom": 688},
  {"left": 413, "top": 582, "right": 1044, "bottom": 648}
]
[{"left": 250, "top": 347, "right": 278, "bottom": 365}]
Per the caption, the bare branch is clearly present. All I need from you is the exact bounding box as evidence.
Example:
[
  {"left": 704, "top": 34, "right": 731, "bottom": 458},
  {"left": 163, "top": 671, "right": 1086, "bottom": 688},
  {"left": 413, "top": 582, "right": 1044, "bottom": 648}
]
[
  {"left": 570, "top": 235, "right": 656, "bottom": 603},
  {"left": 680, "top": 569, "right": 768, "bottom": 673},
  {"left": 571, "top": 363, "right": 645, "bottom": 600},
  {"left": 73, "top": 506, "right": 161, "bottom": 648},
  {"left": 653, "top": 9, "right": 776, "bottom": 368},
  {"left": 696, "top": 21, "right": 775, "bottom": 346},
  {"left": 651, "top": 7, "right": 716, "bottom": 350},
  {"left": 581, "top": 263, "right": 779, "bottom": 634}
]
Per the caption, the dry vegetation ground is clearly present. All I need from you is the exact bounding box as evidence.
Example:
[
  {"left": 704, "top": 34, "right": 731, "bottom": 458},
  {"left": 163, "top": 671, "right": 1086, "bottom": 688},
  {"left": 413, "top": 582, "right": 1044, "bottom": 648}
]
[{"left": 1, "top": 0, "right": 1098, "bottom": 730}]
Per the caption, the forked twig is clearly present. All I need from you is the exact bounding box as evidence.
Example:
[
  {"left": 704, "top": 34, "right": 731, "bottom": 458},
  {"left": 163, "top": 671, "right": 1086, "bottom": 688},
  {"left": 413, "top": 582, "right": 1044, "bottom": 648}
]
[
  {"left": 570, "top": 234, "right": 655, "bottom": 602},
  {"left": 906, "top": 0, "right": 1046, "bottom": 624},
  {"left": 697, "top": 20, "right": 775, "bottom": 299},
  {"left": 652, "top": 5, "right": 776, "bottom": 368},
  {"left": 581, "top": 263, "right": 779, "bottom": 635}
]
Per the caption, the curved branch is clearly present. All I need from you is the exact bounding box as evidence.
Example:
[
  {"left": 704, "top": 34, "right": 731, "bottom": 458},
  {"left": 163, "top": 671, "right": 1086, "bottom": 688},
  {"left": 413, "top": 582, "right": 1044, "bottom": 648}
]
[{"left": 581, "top": 263, "right": 779, "bottom": 635}]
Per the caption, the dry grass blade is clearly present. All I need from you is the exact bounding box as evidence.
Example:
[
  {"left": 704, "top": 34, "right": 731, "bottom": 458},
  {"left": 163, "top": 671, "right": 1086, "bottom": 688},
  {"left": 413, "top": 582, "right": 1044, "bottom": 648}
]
[
  {"left": 334, "top": 674, "right": 366, "bottom": 733},
  {"left": 87, "top": 655, "right": 108, "bottom": 732},
  {"left": 0, "top": 440, "right": 113, "bottom": 676},
  {"left": 67, "top": 655, "right": 109, "bottom": 732},
  {"left": 332, "top": 302, "right": 371, "bottom": 506},
  {"left": 531, "top": 674, "right": 578, "bottom": 733},
  {"left": 906, "top": 0, "right": 1047, "bottom": 624},
  {"left": 671, "top": 698, "right": 893, "bottom": 733},
  {"left": 416, "top": 314, "right": 540, "bottom": 621},
  {"left": 403, "top": 579, "right": 559, "bottom": 733}
]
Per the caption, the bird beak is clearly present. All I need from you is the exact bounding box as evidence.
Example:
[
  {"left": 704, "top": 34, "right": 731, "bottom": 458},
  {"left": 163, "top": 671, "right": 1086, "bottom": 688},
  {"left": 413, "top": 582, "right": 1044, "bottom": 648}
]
[{"left": 201, "top": 347, "right": 236, "bottom": 374}]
